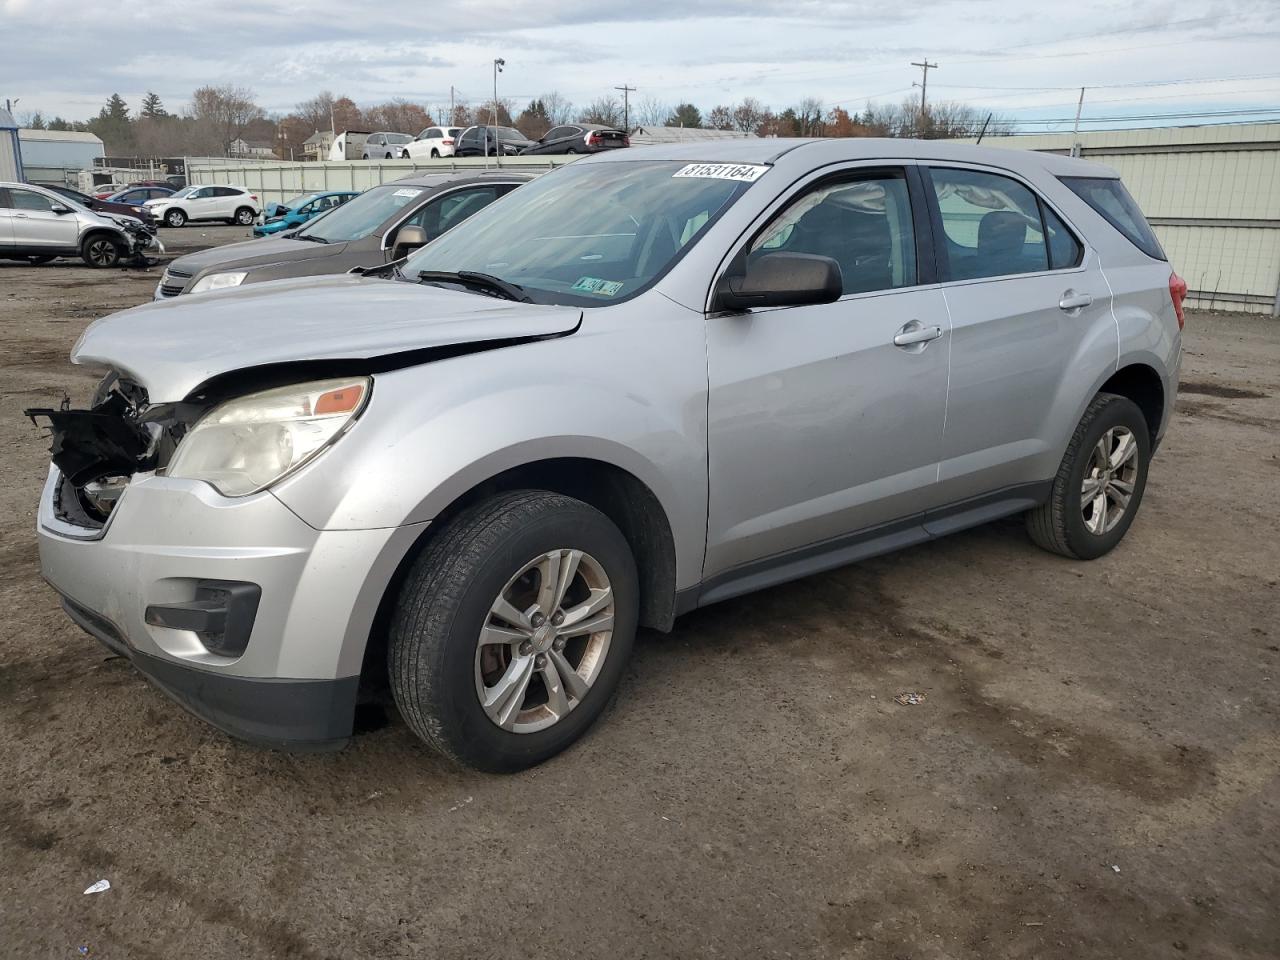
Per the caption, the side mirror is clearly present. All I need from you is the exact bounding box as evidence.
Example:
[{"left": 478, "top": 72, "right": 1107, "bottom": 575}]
[
  {"left": 716, "top": 251, "right": 843, "bottom": 311},
  {"left": 391, "top": 224, "right": 429, "bottom": 259},
  {"left": 50, "top": 204, "right": 72, "bottom": 215}
]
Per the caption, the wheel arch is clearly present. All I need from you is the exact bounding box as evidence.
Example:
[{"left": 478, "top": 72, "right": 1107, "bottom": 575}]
[
  {"left": 1098, "top": 363, "right": 1165, "bottom": 443},
  {"left": 356, "top": 455, "right": 681, "bottom": 703}
]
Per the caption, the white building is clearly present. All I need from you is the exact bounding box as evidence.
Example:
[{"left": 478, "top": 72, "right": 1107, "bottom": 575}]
[{"left": 17, "top": 128, "right": 103, "bottom": 169}]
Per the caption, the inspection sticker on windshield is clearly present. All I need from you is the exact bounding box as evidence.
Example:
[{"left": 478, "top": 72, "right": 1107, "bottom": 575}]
[
  {"left": 673, "top": 163, "right": 768, "bottom": 183},
  {"left": 392, "top": 188, "right": 422, "bottom": 198},
  {"left": 572, "top": 277, "right": 625, "bottom": 296}
]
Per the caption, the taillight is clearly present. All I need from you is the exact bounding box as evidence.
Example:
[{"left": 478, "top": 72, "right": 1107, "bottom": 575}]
[
  {"left": 1169, "top": 271, "right": 1187, "bottom": 330},
  {"left": 250, "top": 194, "right": 258, "bottom": 201},
  {"left": 585, "top": 132, "right": 597, "bottom": 146},
  {"left": 442, "top": 139, "right": 454, "bottom": 145},
  {"left": 622, "top": 136, "right": 630, "bottom": 146}
]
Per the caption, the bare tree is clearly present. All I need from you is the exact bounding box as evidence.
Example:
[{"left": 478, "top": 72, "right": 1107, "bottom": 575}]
[
  {"left": 732, "top": 97, "right": 768, "bottom": 134},
  {"left": 580, "top": 96, "right": 624, "bottom": 127},
  {"left": 795, "top": 97, "right": 825, "bottom": 136},
  {"left": 190, "top": 85, "right": 265, "bottom": 155},
  {"left": 539, "top": 91, "right": 575, "bottom": 126},
  {"left": 634, "top": 96, "right": 671, "bottom": 128},
  {"left": 707, "top": 105, "right": 734, "bottom": 130},
  {"left": 364, "top": 98, "right": 433, "bottom": 134}
]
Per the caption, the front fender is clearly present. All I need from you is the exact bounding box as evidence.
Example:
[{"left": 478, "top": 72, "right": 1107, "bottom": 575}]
[{"left": 270, "top": 308, "right": 710, "bottom": 589}]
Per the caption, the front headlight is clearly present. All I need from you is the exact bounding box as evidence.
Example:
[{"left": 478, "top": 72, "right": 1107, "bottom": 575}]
[
  {"left": 190, "top": 271, "right": 248, "bottom": 294},
  {"left": 167, "top": 378, "right": 370, "bottom": 496}
]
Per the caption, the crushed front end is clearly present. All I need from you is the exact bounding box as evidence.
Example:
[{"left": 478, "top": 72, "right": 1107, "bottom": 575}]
[{"left": 24, "top": 376, "right": 411, "bottom": 751}]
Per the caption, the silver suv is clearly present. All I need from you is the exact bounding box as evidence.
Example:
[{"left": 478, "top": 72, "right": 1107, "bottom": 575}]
[
  {"left": 1, "top": 181, "right": 160, "bottom": 267},
  {"left": 29, "top": 140, "right": 1183, "bottom": 771}
]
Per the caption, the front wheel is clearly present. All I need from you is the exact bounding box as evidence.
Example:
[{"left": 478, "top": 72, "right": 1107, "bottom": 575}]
[
  {"left": 164, "top": 208, "right": 186, "bottom": 228},
  {"left": 1027, "top": 392, "right": 1151, "bottom": 560},
  {"left": 234, "top": 207, "right": 255, "bottom": 226},
  {"left": 81, "top": 234, "right": 122, "bottom": 268},
  {"left": 389, "top": 490, "right": 639, "bottom": 772}
]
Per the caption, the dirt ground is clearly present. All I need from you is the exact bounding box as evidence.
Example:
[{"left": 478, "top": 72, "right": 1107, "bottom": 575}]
[{"left": 1, "top": 230, "right": 1278, "bottom": 959}]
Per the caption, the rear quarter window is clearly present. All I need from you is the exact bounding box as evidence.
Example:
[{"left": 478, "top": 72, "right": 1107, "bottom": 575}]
[{"left": 1061, "top": 176, "right": 1165, "bottom": 261}]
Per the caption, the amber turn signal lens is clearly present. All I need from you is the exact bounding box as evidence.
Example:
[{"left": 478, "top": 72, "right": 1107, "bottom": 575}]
[{"left": 314, "top": 383, "right": 365, "bottom": 415}]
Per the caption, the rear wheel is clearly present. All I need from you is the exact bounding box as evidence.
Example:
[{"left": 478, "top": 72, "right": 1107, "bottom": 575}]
[
  {"left": 430, "top": 148, "right": 440, "bottom": 159},
  {"left": 81, "top": 234, "right": 122, "bottom": 268},
  {"left": 164, "top": 208, "right": 186, "bottom": 228},
  {"left": 389, "top": 490, "right": 638, "bottom": 772},
  {"left": 234, "top": 207, "right": 255, "bottom": 226},
  {"left": 1027, "top": 393, "right": 1151, "bottom": 560}
]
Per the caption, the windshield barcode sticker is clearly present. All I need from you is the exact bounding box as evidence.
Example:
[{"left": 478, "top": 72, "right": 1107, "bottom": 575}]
[
  {"left": 392, "top": 188, "right": 423, "bottom": 198},
  {"left": 673, "top": 163, "right": 768, "bottom": 182}
]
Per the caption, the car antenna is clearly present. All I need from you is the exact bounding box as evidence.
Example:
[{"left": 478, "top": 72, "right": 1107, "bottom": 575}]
[{"left": 975, "top": 113, "right": 992, "bottom": 145}]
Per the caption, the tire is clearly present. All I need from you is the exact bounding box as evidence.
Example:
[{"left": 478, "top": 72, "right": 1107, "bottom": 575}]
[
  {"left": 234, "top": 207, "right": 255, "bottom": 226},
  {"left": 430, "top": 148, "right": 440, "bottom": 159},
  {"left": 25, "top": 255, "right": 57, "bottom": 265},
  {"left": 80, "top": 234, "right": 123, "bottom": 268},
  {"left": 164, "top": 208, "right": 186, "bottom": 228},
  {"left": 566, "top": 147, "right": 581, "bottom": 154},
  {"left": 1026, "top": 392, "right": 1151, "bottom": 560},
  {"left": 401, "top": 150, "right": 410, "bottom": 159},
  {"left": 361, "top": 153, "right": 369, "bottom": 160},
  {"left": 389, "top": 490, "right": 639, "bottom": 772}
]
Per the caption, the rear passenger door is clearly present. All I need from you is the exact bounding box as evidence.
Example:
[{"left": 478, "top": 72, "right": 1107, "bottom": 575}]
[
  {"left": 924, "top": 165, "right": 1116, "bottom": 509},
  {"left": 705, "top": 165, "right": 952, "bottom": 580}
]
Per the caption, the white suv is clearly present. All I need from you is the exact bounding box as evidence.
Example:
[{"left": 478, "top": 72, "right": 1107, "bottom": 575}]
[
  {"left": 403, "top": 127, "right": 464, "bottom": 160},
  {"left": 144, "top": 185, "right": 262, "bottom": 228}
]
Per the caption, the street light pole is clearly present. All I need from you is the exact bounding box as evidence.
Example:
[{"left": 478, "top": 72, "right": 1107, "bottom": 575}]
[{"left": 614, "top": 84, "right": 637, "bottom": 132}]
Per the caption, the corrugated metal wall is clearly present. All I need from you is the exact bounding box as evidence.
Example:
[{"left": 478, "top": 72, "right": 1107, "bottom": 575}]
[{"left": 966, "top": 123, "right": 1280, "bottom": 315}]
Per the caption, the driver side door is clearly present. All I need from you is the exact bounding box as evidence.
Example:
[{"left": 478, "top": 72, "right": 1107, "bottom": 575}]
[{"left": 703, "top": 165, "right": 952, "bottom": 592}]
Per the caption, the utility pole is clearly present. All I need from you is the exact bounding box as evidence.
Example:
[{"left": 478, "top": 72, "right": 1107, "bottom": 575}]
[
  {"left": 1071, "top": 87, "right": 1086, "bottom": 157},
  {"left": 450, "top": 85, "right": 455, "bottom": 126},
  {"left": 910, "top": 59, "right": 937, "bottom": 112},
  {"left": 614, "top": 84, "right": 637, "bottom": 131}
]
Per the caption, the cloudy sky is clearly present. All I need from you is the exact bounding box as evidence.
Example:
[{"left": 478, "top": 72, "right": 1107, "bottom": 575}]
[{"left": 2, "top": 0, "right": 1277, "bottom": 130}]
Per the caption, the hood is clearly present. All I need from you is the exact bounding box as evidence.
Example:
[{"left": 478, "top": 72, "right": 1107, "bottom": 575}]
[
  {"left": 167, "top": 235, "right": 349, "bottom": 276},
  {"left": 72, "top": 274, "right": 583, "bottom": 401}
]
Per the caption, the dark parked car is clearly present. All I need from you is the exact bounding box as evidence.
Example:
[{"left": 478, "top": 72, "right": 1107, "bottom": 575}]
[
  {"left": 521, "top": 123, "right": 629, "bottom": 155},
  {"left": 48, "top": 185, "right": 160, "bottom": 227},
  {"left": 453, "top": 125, "right": 535, "bottom": 157},
  {"left": 154, "top": 171, "right": 530, "bottom": 298}
]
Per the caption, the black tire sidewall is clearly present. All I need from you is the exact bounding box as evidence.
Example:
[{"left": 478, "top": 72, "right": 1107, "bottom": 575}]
[
  {"left": 166, "top": 209, "right": 185, "bottom": 227},
  {"left": 235, "top": 208, "right": 254, "bottom": 225},
  {"left": 402, "top": 498, "right": 638, "bottom": 771},
  {"left": 1060, "top": 397, "right": 1151, "bottom": 559}
]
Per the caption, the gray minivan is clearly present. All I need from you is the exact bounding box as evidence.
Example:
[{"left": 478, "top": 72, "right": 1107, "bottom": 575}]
[
  {"left": 155, "top": 171, "right": 529, "bottom": 297},
  {"left": 32, "top": 139, "right": 1183, "bottom": 772}
]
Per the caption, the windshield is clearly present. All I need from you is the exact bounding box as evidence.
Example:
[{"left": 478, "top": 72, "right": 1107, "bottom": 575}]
[
  {"left": 283, "top": 193, "right": 320, "bottom": 210},
  {"left": 294, "top": 184, "right": 422, "bottom": 242},
  {"left": 489, "top": 127, "right": 525, "bottom": 140},
  {"left": 169, "top": 186, "right": 198, "bottom": 199},
  {"left": 386, "top": 133, "right": 412, "bottom": 143},
  {"left": 403, "top": 160, "right": 755, "bottom": 305}
]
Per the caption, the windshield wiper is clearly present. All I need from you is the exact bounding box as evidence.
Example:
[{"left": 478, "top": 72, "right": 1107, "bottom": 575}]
[
  {"left": 416, "top": 270, "right": 531, "bottom": 303},
  {"left": 293, "top": 233, "right": 329, "bottom": 243}
]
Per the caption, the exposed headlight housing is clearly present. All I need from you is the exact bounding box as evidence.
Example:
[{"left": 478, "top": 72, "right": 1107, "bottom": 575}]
[
  {"left": 190, "top": 271, "right": 248, "bottom": 294},
  {"left": 167, "top": 378, "right": 370, "bottom": 496}
]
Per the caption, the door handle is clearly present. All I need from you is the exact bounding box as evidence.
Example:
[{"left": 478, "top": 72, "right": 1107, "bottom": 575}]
[
  {"left": 893, "top": 323, "right": 944, "bottom": 347},
  {"left": 14, "top": 213, "right": 29, "bottom": 218},
  {"left": 1059, "top": 291, "right": 1093, "bottom": 311}
]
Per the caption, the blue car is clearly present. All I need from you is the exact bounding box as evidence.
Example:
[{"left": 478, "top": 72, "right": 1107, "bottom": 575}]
[{"left": 254, "top": 191, "right": 359, "bottom": 236}]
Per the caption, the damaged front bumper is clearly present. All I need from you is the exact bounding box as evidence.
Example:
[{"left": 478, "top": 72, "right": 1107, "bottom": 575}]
[{"left": 27, "top": 394, "right": 422, "bottom": 750}]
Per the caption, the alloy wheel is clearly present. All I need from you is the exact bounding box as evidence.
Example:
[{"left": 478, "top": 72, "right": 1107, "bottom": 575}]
[
  {"left": 475, "top": 548, "right": 615, "bottom": 734},
  {"left": 87, "top": 239, "right": 117, "bottom": 266},
  {"left": 1081, "top": 426, "right": 1139, "bottom": 535}
]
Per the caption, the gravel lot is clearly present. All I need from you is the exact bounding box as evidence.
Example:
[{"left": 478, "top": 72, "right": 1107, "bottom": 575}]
[{"left": 1, "top": 230, "right": 1278, "bottom": 959}]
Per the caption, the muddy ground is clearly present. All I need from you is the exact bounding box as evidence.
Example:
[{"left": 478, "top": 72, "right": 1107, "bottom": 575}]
[{"left": 1, "top": 230, "right": 1278, "bottom": 959}]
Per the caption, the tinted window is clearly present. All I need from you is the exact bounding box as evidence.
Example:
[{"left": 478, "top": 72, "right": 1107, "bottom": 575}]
[
  {"left": 11, "top": 189, "right": 56, "bottom": 212},
  {"left": 404, "top": 160, "right": 752, "bottom": 306},
  {"left": 405, "top": 186, "right": 501, "bottom": 237},
  {"left": 752, "top": 173, "right": 917, "bottom": 295},
  {"left": 1061, "top": 176, "right": 1165, "bottom": 261},
  {"left": 546, "top": 126, "right": 574, "bottom": 140},
  {"left": 1043, "top": 205, "right": 1083, "bottom": 269},
  {"left": 423, "top": 128, "right": 439, "bottom": 139},
  {"left": 929, "top": 168, "right": 1049, "bottom": 280}
]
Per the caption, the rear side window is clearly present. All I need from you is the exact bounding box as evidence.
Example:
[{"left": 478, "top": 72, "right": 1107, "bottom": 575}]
[
  {"left": 1061, "top": 176, "right": 1165, "bottom": 261},
  {"left": 1043, "top": 205, "right": 1083, "bottom": 269},
  {"left": 928, "top": 168, "right": 1050, "bottom": 280}
]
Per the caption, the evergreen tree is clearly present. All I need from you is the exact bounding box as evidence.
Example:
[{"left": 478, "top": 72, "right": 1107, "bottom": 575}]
[
  {"left": 99, "top": 93, "right": 131, "bottom": 122},
  {"left": 665, "top": 103, "right": 702, "bottom": 128},
  {"left": 140, "top": 91, "right": 167, "bottom": 119}
]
